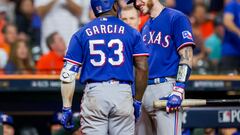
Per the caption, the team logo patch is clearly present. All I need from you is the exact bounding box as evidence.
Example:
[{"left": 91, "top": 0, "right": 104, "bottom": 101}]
[
  {"left": 96, "top": 6, "right": 102, "bottom": 13},
  {"left": 182, "top": 31, "right": 193, "bottom": 40}
]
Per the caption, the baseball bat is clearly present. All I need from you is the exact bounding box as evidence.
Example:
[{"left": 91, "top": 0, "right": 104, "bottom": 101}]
[{"left": 153, "top": 99, "right": 240, "bottom": 108}]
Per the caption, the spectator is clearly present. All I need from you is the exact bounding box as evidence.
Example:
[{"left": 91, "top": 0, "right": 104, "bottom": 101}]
[
  {"left": 0, "top": 0, "right": 15, "bottom": 23},
  {"left": 175, "top": 0, "right": 193, "bottom": 15},
  {"left": 209, "top": 0, "right": 225, "bottom": 12},
  {"left": 34, "top": 0, "right": 82, "bottom": 54},
  {"left": 19, "top": 127, "right": 39, "bottom": 135},
  {"left": 0, "top": 24, "right": 18, "bottom": 56},
  {"left": 221, "top": 0, "right": 240, "bottom": 74},
  {"left": 36, "top": 32, "right": 66, "bottom": 74},
  {"left": 0, "top": 5, "right": 7, "bottom": 45},
  {"left": 191, "top": 21, "right": 208, "bottom": 71},
  {"left": 204, "top": 128, "right": 217, "bottom": 135},
  {"left": 15, "top": 0, "right": 41, "bottom": 48},
  {"left": 205, "top": 16, "right": 224, "bottom": 67},
  {"left": 0, "top": 48, "right": 8, "bottom": 71},
  {"left": 220, "top": 128, "right": 240, "bottom": 135},
  {"left": 120, "top": 5, "right": 140, "bottom": 30},
  {"left": 0, "top": 113, "right": 15, "bottom": 135},
  {"left": 165, "top": 0, "right": 176, "bottom": 8},
  {"left": 192, "top": 3, "right": 214, "bottom": 39},
  {"left": 4, "top": 40, "right": 34, "bottom": 74},
  {"left": 79, "top": 0, "right": 90, "bottom": 25}
]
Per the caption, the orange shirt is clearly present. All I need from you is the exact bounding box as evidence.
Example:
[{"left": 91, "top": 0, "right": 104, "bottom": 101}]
[
  {"left": 36, "top": 51, "right": 64, "bottom": 74},
  {"left": 139, "top": 14, "right": 149, "bottom": 31},
  {"left": 0, "top": 19, "right": 6, "bottom": 45},
  {"left": 200, "top": 21, "right": 214, "bottom": 40},
  {"left": 0, "top": 42, "right": 10, "bottom": 56}
]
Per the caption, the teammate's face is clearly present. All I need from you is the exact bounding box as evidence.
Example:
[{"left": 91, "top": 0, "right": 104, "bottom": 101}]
[
  {"left": 3, "top": 124, "right": 15, "bottom": 135},
  {"left": 135, "top": 0, "right": 153, "bottom": 14},
  {"left": 121, "top": 8, "right": 140, "bottom": 30}
]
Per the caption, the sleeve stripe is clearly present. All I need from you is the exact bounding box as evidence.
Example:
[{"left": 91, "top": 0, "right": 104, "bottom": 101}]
[
  {"left": 177, "top": 42, "right": 196, "bottom": 51},
  {"left": 64, "top": 58, "right": 82, "bottom": 65},
  {"left": 133, "top": 53, "right": 150, "bottom": 56}
]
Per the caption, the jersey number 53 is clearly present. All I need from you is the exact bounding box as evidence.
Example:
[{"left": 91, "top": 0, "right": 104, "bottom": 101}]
[{"left": 89, "top": 39, "right": 124, "bottom": 66}]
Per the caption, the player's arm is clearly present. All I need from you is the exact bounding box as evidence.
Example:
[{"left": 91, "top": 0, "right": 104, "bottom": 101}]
[
  {"left": 178, "top": 46, "right": 193, "bottom": 69},
  {"left": 134, "top": 56, "right": 148, "bottom": 101},
  {"left": 176, "top": 45, "right": 193, "bottom": 88},
  {"left": 60, "top": 61, "right": 80, "bottom": 108},
  {"left": 60, "top": 61, "right": 80, "bottom": 130},
  {"left": 164, "top": 14, "right": 195, "bottom": 113},
  {"left": 36, "top": 0, "right": 57, "bottom": 19},
  {"left": 223, "top": 13, "right": 240, "bottom": 37},
  {"left": 175, "top": 46, "right": 193, "bottom": 91},
  {"left": 59, "top": 33, "right": 83, "bottom": 129},
  {"left": 66, "top": 0, "right": 82, "bottom": 17},
  {"left": 164, "top": 46, "right": 193, "bottom": 113}
]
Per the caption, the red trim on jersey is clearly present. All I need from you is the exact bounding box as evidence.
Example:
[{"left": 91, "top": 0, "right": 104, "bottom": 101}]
[
  {"left": 64, "top": 58, "right": 82, "bottom": 65},
  {"left": 133, "top": 53, "right": 150, "bottom": 57},
  {"left": 177, "top": 42, "right": 195, "bottom": 51}
]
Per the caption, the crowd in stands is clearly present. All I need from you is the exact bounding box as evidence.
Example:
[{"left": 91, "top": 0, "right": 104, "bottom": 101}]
[{"left": 0, "top": 0, "right": 239, "bottom": 75}]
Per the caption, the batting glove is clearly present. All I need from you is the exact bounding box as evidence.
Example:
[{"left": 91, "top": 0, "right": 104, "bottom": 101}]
[
  {"left": 166, "top": 82, "right": 185, "bottom": 113},
  {"left": 133, "top": 99, "right": 142, "bottom": 121},
  {"left": 61, "top": 107, "right": 74, "bottom": 130}
]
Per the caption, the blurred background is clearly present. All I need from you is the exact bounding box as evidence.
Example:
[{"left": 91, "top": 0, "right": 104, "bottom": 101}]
[{"left": 0, "top": 0, "right": 240, "bottom": 135}]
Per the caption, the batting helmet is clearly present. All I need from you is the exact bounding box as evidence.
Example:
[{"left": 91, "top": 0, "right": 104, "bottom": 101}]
[{"left": 91, "top": 0, "right": 116, "bottom": 17}]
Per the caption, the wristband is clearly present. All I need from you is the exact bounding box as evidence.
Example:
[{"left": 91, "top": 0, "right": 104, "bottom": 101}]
[{"left": 176, "top": 64, "right": 191, "bottom": 83}]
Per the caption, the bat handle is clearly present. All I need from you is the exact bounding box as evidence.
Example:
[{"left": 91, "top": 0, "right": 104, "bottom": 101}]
[{"left": 153, "top": 99, "right": 207, "bottom": 108}]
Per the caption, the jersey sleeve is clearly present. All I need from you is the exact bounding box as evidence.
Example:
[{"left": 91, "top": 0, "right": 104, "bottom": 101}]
[
  {"left": 64, "top": 34, "right": 83, "bottom": 65},
  {"left": 173, "top": 15, "right": 195, "bottom": 51},
  {"left": 133, "top": 32, "right": 149, "bottom": 57}
]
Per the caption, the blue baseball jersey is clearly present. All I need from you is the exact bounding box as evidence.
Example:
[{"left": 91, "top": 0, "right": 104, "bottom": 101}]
[
  {"left": 64, "top": 16, "right": 149, "bottom": 84},
  {"left": 141, "top": 8, "right": 195, "bottom": 79},
  {"left": 222, "top": 0, "right": 240, "bottom": 56}
]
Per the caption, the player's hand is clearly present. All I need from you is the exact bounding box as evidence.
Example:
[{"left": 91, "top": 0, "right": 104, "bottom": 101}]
[
  {"left": 133, "top": 99, "right": 142, "bottom": 122},
  {"left": 61, "top": 107, "right": 74, "bottom": 130},
  {"left": 160, "top": 83, "right": 185, "bottom": 113}
]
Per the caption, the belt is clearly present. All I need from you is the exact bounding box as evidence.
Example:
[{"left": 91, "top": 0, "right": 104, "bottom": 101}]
[
  {"left": 148, "top": 77, "right": 170, "bottom": 85},
  {"left": 87, "top": 80, "right": 131, "bottom": 85}
]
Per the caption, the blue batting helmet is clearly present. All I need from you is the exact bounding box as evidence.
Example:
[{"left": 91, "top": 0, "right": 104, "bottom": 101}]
[{"left": 91, "top": 0, "right": 116, "bottom": 17}]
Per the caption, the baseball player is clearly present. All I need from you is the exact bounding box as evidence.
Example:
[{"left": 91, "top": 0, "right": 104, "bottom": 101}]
[
  {"left": 60, "top": 0, "right": 149, "bottom": 134},
  {"left": 127, "top": 0, "right": 195, "bottom": 135}
]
